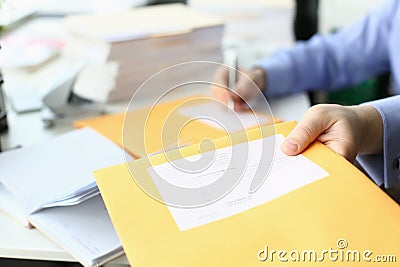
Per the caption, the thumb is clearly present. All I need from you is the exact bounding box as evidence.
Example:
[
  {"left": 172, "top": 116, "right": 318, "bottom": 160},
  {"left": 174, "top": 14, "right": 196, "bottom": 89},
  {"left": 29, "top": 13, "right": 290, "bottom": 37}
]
[
  {"left": 231, "top": 72, "right": 258, "bottom": 111},
  {"left": 234, "top": 72, "right": 255, "bottom": 101},
  {"left": 281, "top": 111, "right": 326, "bottom": 156}
]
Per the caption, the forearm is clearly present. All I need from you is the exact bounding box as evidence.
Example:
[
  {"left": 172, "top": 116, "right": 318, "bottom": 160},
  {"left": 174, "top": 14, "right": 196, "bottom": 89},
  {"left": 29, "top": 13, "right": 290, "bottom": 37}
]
[{"left": 254, "top": 0, "right": 395, "bottom": 97}]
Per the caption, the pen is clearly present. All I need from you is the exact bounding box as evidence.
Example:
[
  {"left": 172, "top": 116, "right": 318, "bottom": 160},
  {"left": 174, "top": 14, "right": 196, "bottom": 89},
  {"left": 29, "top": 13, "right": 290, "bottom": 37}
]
[{"left": 227, "top": 55, "right": 238, "bottom": 110}]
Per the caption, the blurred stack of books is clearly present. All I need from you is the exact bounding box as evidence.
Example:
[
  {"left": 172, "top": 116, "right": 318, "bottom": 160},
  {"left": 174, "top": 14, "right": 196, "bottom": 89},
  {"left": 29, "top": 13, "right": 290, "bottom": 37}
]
[{"left": 64, "top": 3, "right": 224, "bottom": 102}]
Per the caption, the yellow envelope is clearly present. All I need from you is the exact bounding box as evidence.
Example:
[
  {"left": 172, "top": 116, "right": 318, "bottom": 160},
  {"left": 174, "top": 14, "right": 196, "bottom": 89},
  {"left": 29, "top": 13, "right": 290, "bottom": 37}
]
[
  {"left": 94, "top": 121, "right": 400, "bottom": 266},
  {"left": 75, "top": 95, "right": 274, "bottom": 158}
]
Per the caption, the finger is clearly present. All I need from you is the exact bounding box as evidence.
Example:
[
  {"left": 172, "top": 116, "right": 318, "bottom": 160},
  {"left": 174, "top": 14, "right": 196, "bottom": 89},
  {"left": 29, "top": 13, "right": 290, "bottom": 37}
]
[
  {"left": 211, "top": 67, "right": 231, "bottom": 105},
  {"left": 229, "top": 92, "right": 248, "bottom": 111},
  {"left": 234, "top": 99, "right": 247, "bottom": 111},
  {"left": 231, "top": 72, "right": 254, "bottom": 111},
  {"left": 324, "top": 140, "right": 357, "bottom": 163},
  {"left": 211, "top": 86, "right": 232, "bottom": 106},
  {"left": 212, "top": 70, "right": 244, "bottom": 109},
  {"left": 281, "top": 108, "right": 326, "bottom": 155},
  {"left": 234, "top": 71, "right": 253, "bottom": 100}
]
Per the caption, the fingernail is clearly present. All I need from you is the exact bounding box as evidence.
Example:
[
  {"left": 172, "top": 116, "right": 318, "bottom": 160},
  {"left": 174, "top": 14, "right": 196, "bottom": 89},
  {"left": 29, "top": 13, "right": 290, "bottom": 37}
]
[{"left": 282, "top": 139, "right": 298, "bottom": 152}]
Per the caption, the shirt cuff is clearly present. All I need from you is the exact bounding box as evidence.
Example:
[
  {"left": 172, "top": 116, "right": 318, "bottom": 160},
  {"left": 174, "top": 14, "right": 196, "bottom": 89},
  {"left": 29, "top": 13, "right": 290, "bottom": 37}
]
[
  {"left": 357, "top": 96, "right": 400, "bottom": 189},
  {"left": 253, "top": 50, "right": 296, "bottom": 97}
]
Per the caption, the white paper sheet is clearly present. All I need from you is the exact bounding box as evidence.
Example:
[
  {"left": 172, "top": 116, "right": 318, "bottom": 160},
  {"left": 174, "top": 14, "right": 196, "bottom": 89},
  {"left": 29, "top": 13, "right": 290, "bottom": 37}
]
[
  {"left": 149, "top": 134, "right": 329, "bottom": 231},
  {"left": 0, "top": 127, "right": 131, "bottom": 215},
  {"left": 28, "top": 195, "right": 122, "bottom": 267},
  {"left": 179, "top": 101, "right": 271, "bottom": 132}
]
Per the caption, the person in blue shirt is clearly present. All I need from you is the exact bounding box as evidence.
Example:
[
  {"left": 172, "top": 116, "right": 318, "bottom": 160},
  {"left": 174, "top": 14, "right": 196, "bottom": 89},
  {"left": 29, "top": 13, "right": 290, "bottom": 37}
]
[{"left": 212, "top": 0, "right": 400, "bottom": 201}]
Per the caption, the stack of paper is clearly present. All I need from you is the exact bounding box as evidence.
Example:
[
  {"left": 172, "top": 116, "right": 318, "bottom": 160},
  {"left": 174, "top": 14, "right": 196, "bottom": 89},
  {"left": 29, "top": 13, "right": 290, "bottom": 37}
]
[
  {"left": 64, "top": 4, "right": 224, "bottom": 102},
  {"left": 0, "top": 1, "right": 36, "bottom": 33},
  {"left": 0, "top": 127, "right": 131, "bottom": 266}
]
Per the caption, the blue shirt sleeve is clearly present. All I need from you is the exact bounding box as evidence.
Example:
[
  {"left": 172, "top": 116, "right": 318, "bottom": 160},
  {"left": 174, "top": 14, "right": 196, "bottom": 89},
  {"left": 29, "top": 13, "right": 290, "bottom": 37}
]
[
  {"left": 357, "top": 95, "right": 400, "bottom": 192},
  {"left": 255, "top": 0, "right": 397, "bottom": 97}
]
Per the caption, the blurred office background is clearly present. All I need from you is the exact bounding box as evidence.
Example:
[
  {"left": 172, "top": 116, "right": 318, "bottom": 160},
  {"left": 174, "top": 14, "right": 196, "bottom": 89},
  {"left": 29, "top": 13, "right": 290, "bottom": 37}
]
[
  {"left": 0, "top": 0, "right": 388, "bottom": 110},
  {"left": 0, "top": 0, "right": 388, "bottom": 265}
]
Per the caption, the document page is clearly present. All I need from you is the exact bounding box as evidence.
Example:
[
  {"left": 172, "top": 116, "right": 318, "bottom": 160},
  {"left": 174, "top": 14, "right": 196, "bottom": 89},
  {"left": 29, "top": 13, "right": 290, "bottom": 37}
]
[
  {"left": 0, "top": 183, "right": 28, "bottom": 226},
  {"left": 179, "top": 101, "right": 271, "bottom": 132},
  {"left": 0, "top": 128, "right": 130, "bottom": 214},
  {"left": 28, "top": 195, "right": 122, "bottom": 267},
  {"left": 149, "top": 134, "right": 329, "bottom": 231}
]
